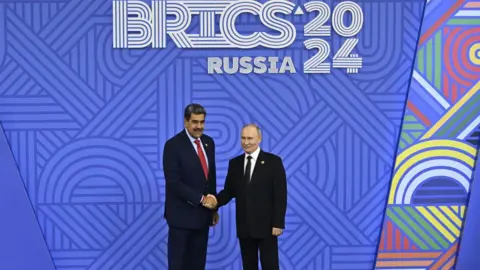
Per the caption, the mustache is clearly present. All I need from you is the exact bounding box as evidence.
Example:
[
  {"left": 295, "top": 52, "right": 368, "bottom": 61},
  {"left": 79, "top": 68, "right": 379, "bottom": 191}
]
[{"left": 194, "top": 129, "right": 203, "bottom": 132}]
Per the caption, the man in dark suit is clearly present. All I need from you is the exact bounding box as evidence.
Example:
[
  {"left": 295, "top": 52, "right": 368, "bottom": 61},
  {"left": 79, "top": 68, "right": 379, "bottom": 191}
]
[
  {"left": 162, "top": 104, "right": 219, "bottom": 270},
  {"left": 205, "top": 124, "right": 287, "bottom": 270}
]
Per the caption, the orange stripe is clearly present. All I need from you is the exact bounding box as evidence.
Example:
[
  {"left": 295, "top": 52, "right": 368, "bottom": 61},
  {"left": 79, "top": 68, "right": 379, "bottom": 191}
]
[
  {"left": 407, "top": 101, "right": 431, "bottom": 126},
  {"left": 419, "top": 0, "right": 466, "bottom": 45},
  {"left": 376, "top": 260, "right": 433, "bottom": 267},
  {"left": 378, "top": 252, "right": 442, "bottom": 259},
  {"left": 430, "top": 243, "right": 458, "bottom": 270},
  {"left": 441, "top": 257, "right": 455, "bottom": 270},
  {"left": 465, "top": 2, "right": 480, "bottom": 7}
]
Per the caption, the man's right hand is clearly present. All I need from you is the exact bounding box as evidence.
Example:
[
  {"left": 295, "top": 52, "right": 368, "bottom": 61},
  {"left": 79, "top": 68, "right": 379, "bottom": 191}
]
[{"left": 202, "top": 194, "right": 217, "bottom": 209}]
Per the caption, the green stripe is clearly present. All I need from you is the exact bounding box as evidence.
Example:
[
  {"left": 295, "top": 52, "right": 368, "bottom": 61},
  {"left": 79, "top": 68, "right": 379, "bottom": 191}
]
[
  {"left": 438, "top": 92, "right": 480, "bottom": 136},
  {"left": 417, "top": 47, "right": 424, "bottom": 73},
  {"left": 426, "top": 40, "right": 433, "bottom": 82},
  {"left": 401, "top": 132, "right": 413, "bottom": 144},
  {"left": 452, "top": 105, "right": 480, "bottom": 136},
  {"left": 405, "top": 207, "right": 449, "bottom": 249},
  {"left": 447, "top": 19, "right": 480, "bottom": 25},
  {"left": 434, "top": 31, "right": 441, "bottom": 89},
  {"left": 387, "top": 209, "right": 429, "bottom": 249},
  {"left": 404, "top": 115, "right": 417, "bottom": 122},
  {"left": 404, "top": 123, "right": 425, "bottom": 130},
  {"left": 394, "top": 207, "right": 440, "bottom": 249},
  {"left": 411, "top": 132, "right": 423, "bottom": 139},
  {"left": 399, "top": 140, "right": 406, "bottom": 149}
]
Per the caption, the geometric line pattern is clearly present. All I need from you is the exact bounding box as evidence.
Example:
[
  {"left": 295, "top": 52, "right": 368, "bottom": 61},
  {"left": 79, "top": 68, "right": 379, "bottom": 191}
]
[
  {"left": 375, "top": 0, "right": 480, "bottom": 268},
  {"left": 0, "top": 0, "right": 426, "bottom": 269}
]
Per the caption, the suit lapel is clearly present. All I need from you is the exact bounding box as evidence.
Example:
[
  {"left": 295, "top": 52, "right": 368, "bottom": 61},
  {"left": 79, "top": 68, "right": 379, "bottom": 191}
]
[
  {"left": 181, "top": 130, "right": 206, "bottom": 179},
  {"left": 240, "top": 154, "right": 245, "bottom": 177},
  {"left": 239, "top": 155, "right": 248, "bottom": 186},
  {"left": 200, "top": 135, "right": 211, "bottom": 160},
  {"left": 249, "top": 150, "right": 265, "bottom": 184}
]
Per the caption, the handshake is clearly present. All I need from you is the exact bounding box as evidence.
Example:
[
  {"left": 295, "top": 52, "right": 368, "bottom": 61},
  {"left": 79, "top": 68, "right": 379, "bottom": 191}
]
[{"left": 202, "top": 194, "right": 217, "bottom": 209}]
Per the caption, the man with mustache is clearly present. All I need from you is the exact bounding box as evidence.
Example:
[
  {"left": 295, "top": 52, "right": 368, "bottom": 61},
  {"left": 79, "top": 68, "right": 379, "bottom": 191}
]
[
  {"left": 162, "top": 103, "right": 218, "bottom": 270},
  {"left": 204, "top": 124, "right": 287, "bottom": 270}
]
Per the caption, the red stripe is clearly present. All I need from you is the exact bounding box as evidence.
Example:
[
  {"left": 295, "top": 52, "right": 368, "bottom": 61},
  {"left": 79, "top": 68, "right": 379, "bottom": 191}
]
[
  {"left": 380, "top": 231, "right": 385, "bottom": 251},
  {"left": 452, "top": 29, "right": 480, "bottom": 86},
  {"left": 453, "top": 84, "right": 458, "bottom": 102},
  {"left": 444, "top": 28, "right": 465, "bottom": 89},
  {"left": 407, "top": 101, "right": 432, "bottom": 126},
  {"left": 459, "top": 33, "right": 480, "bottom": 78},
  {"left": 395, "top": 227, "right": 401, "bottom": 250},
  {"left": 387, "top": 221, "right": 393, "bottom": 250},
  {"left": 419, "top": 0, "right": 466, "bottom": 45},
  {"left": 444, "top": 28, "right": 480, "bottom": 88}
]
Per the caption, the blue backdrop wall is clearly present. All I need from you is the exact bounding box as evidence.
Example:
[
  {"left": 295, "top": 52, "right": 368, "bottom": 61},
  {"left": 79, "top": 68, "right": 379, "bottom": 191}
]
[{"left": 0, "top": 0, "right": 479, "bottom": 269}]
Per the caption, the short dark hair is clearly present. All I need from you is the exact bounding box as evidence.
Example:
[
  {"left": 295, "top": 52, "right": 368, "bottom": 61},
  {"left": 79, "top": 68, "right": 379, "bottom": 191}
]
[
  {"left": 243, "top": 123, "right": 262, "bottom": 138},
  {"left": 184, "top": 103, "right": 207, "bottom": 120}
]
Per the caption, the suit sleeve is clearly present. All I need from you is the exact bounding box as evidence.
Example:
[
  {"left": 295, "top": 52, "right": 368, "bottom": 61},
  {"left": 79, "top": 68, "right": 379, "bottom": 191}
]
[
  {"left": 210, "top": 139, "right": 217, "bottom": 197},
  {"left": 217, "top": 159, "right": 235, "bottom": 207},
  {"left": 163, "top": 140, "right": 203, "bottom": 206},
  {"left": 209, "top": 139, "right": 218, "bottom": 212},
  {"left": 273, "top": 157, "right": 287, "bottom": 229}
]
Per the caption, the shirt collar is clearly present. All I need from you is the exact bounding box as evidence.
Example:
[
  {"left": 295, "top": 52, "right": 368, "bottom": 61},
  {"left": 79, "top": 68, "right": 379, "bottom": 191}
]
[
  {"left": 245, "top": 147, "right": 261, "bottom": 161},
  {"left": 185, "top": 128, "right": 200, "bottom": 143}
]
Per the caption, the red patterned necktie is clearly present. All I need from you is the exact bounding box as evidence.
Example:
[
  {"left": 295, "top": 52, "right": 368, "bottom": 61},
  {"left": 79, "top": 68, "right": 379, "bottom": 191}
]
[{"left": 194, "top": 139, "right": 209, "bottom": 180}]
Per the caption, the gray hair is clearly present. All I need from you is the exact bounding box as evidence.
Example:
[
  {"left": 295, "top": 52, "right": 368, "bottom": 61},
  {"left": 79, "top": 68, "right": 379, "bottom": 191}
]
[
  {"left": 184, "top": 103, "right": 207, "bottom": 120},
  {"left": 242, "top": 123, "right": 262, "bottom": 138}
]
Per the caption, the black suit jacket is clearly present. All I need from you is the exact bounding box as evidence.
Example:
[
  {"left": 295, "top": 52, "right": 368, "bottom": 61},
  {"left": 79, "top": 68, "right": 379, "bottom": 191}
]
[
  {"left": 162, "top": 130, "right": 217, "bottom": 229},
  {"left": 217, "top": 150, "right": 287, "bottom": 238}
]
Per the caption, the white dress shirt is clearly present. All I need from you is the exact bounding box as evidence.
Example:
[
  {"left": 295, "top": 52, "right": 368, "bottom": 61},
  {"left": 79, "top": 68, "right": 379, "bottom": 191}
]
[
  {"left": 244, "top": 147, "right": 260, "bottom": 179},
  {"left": 185, "top": 129, "right": 209, "bottom": 203}
]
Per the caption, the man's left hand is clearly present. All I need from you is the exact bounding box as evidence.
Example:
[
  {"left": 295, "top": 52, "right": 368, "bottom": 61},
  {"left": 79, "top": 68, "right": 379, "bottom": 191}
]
[
  {"left": 202, "top": 194, "right": 217, "bottom": 209},
  {"left": 272, "top": 227, "right": 283, "bottom": 236}
]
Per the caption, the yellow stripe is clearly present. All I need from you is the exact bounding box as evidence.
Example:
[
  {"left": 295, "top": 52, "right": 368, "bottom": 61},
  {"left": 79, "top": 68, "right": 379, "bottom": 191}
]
[
  {"left": 417, "top": 206, "right": 455, "bottom": 242},
  {"left": 450, "top": 206, "right": 458, "bottom": 215},
  {"left": 422, "top": 81, "right": 480, "bottom": 139},
  {"left": 388, "top": 149, "right": 475, "bottom": 203},
  {"left": 396, "top": 140, "right": 476, "bottom": 168},
  {"left": 461, "top": 206, "right": 465, "bottom": 218},
  {"left": 428, "top": 206, "right": 460, "bottom": 237},
  {"left": 471, "top": 44, "right": 480, "bottom": 65},
  {"left": 440, "top": 206, "right": 462, "bottom": 228}
]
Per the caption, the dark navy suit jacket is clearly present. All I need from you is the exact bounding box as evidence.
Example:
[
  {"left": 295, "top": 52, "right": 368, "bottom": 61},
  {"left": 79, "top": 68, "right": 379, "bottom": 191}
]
[{"left": 162, "top": 129, "right": 217, "bottom": 229}]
